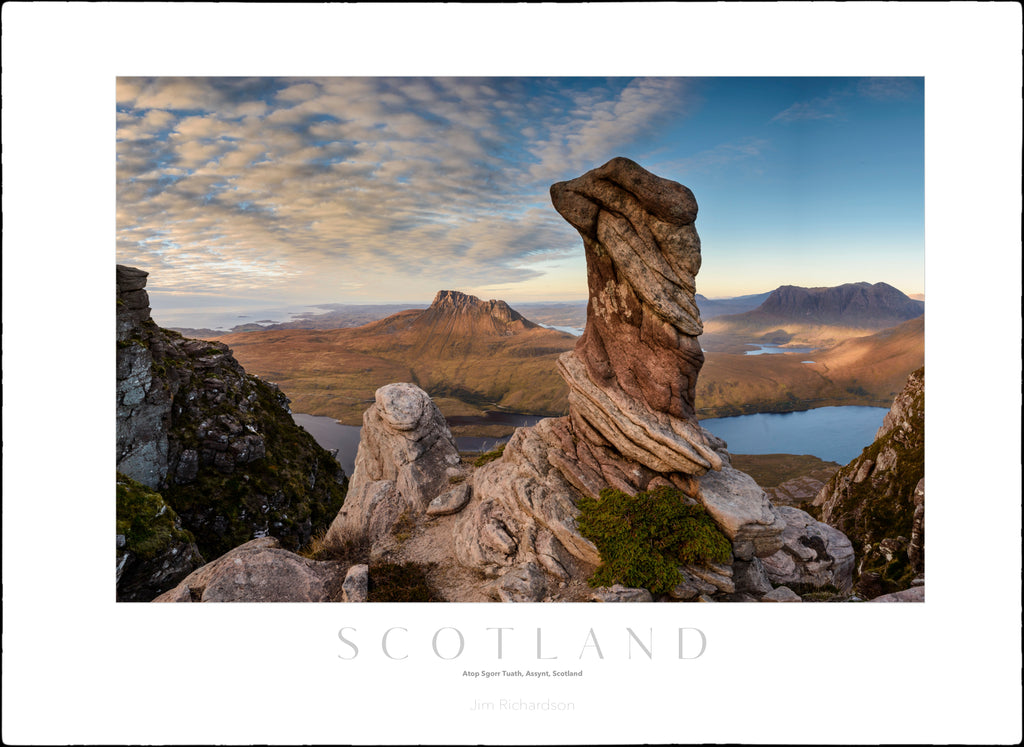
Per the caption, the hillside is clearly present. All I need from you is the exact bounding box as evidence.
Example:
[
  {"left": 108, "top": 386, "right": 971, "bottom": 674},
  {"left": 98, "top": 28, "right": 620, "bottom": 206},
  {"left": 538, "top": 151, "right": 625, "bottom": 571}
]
[
  {"left": 703, "top": 281, "right": 923, "bottom": 349},
  {"left": 696, "top": 291, "right": 772, "bottom": 319},
  {"left": 212, "top": 290, "right": 577, "bottom": 425},
  {"left": 695, "top": 316, "right": 923, "bottom": 417}
]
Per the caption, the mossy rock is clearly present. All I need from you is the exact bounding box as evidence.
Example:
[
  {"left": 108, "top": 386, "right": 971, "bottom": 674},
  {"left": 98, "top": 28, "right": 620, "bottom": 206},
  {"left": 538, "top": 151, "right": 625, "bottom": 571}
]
[
  {"left": 577, "top": 486, "right": 732, "bottom": 595},
  {"left": 116, "top": 472, "right": 196, "bottom": 560}
]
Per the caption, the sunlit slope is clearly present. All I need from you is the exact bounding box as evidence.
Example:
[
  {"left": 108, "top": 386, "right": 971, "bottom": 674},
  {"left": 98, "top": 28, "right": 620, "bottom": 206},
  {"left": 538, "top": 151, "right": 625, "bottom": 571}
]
[
  {"left": 213, "top": 292, "right": 575, "bottom": 424},
  {"left": 696, "top": 316, "right": 923, "bottom": 417}
]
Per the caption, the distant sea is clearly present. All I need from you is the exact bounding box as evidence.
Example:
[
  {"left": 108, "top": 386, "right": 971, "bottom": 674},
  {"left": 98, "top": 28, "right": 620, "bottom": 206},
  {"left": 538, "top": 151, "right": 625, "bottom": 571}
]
[{"left": 148, "top": 302, "right": 337, "bottom": 331}]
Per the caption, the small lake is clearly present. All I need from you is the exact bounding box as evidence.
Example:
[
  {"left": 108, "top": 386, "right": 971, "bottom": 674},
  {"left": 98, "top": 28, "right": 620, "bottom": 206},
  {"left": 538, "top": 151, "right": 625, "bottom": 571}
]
[
  {"left": 744, "top": 344, "right": 818, "bottom": 356},
  {"left": 701, "top": 406, "right": 888, "bottom": 465},
  {"left": 292, "top": 414, "right": 362, "bottom": 477}
]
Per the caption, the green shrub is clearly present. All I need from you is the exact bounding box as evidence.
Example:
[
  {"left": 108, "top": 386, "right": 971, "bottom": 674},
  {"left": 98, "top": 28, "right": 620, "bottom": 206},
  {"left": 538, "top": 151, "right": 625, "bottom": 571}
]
[
  {"left": 577, "top": 486, "right": 732, "bottom": 595},
  {"left": 473, "top": 443, "right": 506, "bottom": 467}
]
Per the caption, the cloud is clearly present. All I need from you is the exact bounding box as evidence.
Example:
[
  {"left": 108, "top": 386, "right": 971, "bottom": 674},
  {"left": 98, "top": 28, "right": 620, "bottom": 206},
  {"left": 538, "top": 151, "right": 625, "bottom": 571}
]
[
  {"left": 116, "top": 77, "right": 697, "bottom": 299},
  {"left": 771, "top": 97, "right": 843, "bottom": 123},
  {"left": 856, "top": 77, "right": 922, "bottom": 100}
]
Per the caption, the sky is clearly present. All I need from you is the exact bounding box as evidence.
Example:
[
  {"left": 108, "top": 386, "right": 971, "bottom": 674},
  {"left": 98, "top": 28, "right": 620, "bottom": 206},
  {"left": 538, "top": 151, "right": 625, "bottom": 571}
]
[{"left": 116, "top": 76, "right": 925, "bottom": 323}]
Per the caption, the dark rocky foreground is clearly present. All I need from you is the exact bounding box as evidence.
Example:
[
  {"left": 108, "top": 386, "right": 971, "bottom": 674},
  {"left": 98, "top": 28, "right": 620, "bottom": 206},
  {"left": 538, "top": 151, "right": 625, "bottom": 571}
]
[{"left": 116, "top": 265, "right": 347, "bottom": 601}]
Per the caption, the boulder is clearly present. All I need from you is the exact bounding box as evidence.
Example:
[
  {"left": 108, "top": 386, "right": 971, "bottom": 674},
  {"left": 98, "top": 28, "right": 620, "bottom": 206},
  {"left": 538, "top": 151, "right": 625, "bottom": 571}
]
[
  {"left": 427, "top": 482, "right": 472, "bottom": 517},
  {"left": 588, "top": 585, "right": 654, "bottom": 603},
  {"left": 760, "top": 506, "right": 854, "bottom": 592},
  {"left": 867, "top": 586, "right": 925, "bottom": 603},
  {"left": 153, "top": 538, "right": 344, "bottom": 602},
  {"left": 761, "top": 586, "right": 802, "bottom": 603},
  {"left": 342, "top": 564, "right": 369, "bottom": 603}
]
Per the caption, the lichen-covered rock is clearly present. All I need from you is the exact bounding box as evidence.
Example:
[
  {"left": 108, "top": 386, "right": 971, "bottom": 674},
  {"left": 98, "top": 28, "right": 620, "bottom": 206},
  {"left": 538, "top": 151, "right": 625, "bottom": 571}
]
[
  {"left": 760, "top": 506, "right": 854, "bottom": 593},
  {"left": 588, "top": 585, "right": 654, "bottom": 603},
  {"left": 116, "top": 473, "right": 204, "bottom": 602},
  {"left": 116, "top": 265, "right": 347, "bottom": 577},
  {"left": 342, "top": 564, "right": 369, "bottom": 603},
  {"left": 324, "top": 383, "right": 461, "bottom": 549},
  {"left": 153, "top": 538, "right": 344, "bottom": 602}
]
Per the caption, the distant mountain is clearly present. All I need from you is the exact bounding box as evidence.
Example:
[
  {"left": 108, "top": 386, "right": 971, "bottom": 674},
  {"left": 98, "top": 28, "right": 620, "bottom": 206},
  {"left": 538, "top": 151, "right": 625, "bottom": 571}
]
[
  {"left": 695, "top": 291, "right": 772, "bottom": 319},
  {"left": 723, "top": 282, "right": 922, "bottom": 328},
  {"left": 212, "top": 290, "right": 577, "bottom": 425},
  {"left": 703, "top": 282, "right": 924, "bottom": 348}
]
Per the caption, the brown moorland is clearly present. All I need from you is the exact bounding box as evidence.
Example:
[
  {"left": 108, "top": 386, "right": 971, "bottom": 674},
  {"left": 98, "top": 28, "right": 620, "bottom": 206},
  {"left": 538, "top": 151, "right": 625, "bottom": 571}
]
[{"left": 211, "top": 290, "right": 576, "bottom": 426}]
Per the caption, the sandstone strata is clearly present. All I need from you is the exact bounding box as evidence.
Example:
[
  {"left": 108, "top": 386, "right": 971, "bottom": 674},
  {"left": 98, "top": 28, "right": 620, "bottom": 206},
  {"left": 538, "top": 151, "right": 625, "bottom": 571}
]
[
  {"left": 319, "top": 160, "right": 858, "bottom": 602},
  {"left": 551, "top": 157, "right": 721, "bottom": 480}
]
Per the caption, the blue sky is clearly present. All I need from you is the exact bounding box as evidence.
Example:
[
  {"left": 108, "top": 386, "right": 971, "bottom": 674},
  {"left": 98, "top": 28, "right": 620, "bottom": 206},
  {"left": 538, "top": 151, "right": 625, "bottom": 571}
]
[{"left": 116, "top": 76, "right": 924, "bottom": 318}]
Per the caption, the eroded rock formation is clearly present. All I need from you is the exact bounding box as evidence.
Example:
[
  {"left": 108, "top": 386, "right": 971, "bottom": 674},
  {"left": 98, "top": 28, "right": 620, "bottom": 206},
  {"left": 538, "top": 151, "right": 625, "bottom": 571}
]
[
  {"left": 448, "top": 159, "right": 787, "bottom": 600},
  {"left": 551, "top": 157, "right": 722, "bottom": 481},
  {"left": 323, "top": 383, "right": 464, "bottom": 556}
]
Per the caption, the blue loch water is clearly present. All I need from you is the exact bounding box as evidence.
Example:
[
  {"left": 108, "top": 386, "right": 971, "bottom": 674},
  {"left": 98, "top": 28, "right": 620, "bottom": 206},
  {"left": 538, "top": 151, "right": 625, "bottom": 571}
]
[
  {"left": 295, "top": 406, "right": 887, "bottom": 476},
  {"left": 700, "top": 406, "right": 888, "bottom": 465}
]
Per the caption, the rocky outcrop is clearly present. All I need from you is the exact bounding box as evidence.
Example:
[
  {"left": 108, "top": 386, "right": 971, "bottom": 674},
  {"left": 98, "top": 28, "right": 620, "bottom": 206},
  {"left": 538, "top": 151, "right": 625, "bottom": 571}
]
[
  {"left": 116, "top": 265, "right": 347, "bottom": 598},
  {"left": 323, "top": 383, "right": 463, "bottom": 555},
  {"left": 760, "top": 506, "right": 855, "bottom": 593},
  {"left": 153, "top": 538, "right": 345, "bottom": 602},
  {"left": 813, "top": 368, "right": 924, "bottom": 598}
]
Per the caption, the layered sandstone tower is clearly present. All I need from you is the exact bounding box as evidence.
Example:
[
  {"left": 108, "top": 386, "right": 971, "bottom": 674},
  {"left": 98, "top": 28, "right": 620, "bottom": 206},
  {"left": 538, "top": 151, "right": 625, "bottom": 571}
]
[{"left": 552, "top": 157, "right": 722, "bottom": 485}]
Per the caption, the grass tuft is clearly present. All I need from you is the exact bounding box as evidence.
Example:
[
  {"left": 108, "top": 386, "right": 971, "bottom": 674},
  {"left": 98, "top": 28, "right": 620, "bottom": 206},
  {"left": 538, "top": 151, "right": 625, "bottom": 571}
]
[{"left": 577, "top": 486, "right": 732, "bottom": 595}]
